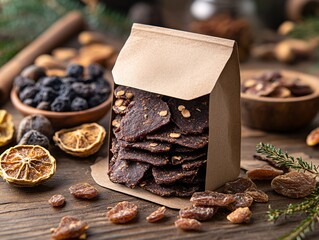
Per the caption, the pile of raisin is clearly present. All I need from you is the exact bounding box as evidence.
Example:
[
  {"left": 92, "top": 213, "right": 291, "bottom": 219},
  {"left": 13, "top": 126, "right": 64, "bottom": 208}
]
[{"left": 15, "top": 64, "right": 111, "bottom": 112}]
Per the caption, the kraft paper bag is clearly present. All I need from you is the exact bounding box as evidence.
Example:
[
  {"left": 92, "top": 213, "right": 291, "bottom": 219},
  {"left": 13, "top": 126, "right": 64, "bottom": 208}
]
[{"left": 91, "top": 23, "right": 241, "bottom": 209}]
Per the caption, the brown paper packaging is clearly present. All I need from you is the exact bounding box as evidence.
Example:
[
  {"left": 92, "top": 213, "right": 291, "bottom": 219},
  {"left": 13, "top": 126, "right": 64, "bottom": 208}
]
[{"left": 91, "top": 23, "right": 241, "bottom": 209}]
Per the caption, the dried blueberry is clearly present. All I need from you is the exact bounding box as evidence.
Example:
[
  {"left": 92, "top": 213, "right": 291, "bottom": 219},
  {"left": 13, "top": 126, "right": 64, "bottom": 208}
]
[
  {"left": 87, "top": 64, "right": 104, "bottom": 78},
  {"left": 37, "top": 101, "right": 51, "bottom": 111},
  {"left": 71, "top": 97, "right": 88, "bottom": 111},
  {"left": 14, "top": 76, "right": 35, "bottom": 92},
  {"left": 88, "top": 94, "right": 106, "bottom": 108},
  {"left": 41, "top": 76, "right": 62, "bottom": 91},
  {"left": 59, "top": 83, "right": 76, "bottom": 99},
  {"left": 23, "top": 98, "right": 35, "bottom": 107},
  {"left": 21, "top": 65, "right": 46, "bottom": 81},
  {"left": 19, "top": 86, "right": 39, "bottom": 101},
  {"left": 61, "top": 77, "right": 77, "bottom": 85},
  {"left": 91, "top": 78, "right": 111, "bottom": 95},
  {"left": 66, "top": 64, "right": 84, "bottom": 78},
  {"left": 18, "top": 130, "right": 50, "bottom": 149},
  {"left": 51, "top": 96, "right": 71, "bottom": 112},
  {"left": 33, "top": 87, "right": 57, "bottom": 104},
  {"left": 72, "top": 82, "right": 92, "bottom": 98}
]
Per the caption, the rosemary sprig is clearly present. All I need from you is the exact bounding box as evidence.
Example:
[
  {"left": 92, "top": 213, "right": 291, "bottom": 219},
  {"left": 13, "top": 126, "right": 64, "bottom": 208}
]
[{"left": 257, "top": 143, "right": 319, "bottom": 240}]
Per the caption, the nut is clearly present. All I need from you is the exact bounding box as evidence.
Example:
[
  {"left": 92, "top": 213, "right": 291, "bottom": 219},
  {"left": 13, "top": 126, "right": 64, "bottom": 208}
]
[
  {"left": 112, "top": 119, "right": 120, "bottom": 128},
  {"left": 125, "top": 92, "right": 134, "bottom": 99},
  {"left": 172, "top": 156, "right": 182, "bottom": 161},
  {"left": 159, "top": 110, "right": 168, "bottom": 117},
  {"left": 150, "top": 143, "right": 158, "bottom": 147},
  {"left": 116, "top": 90, "right": 125, "bottom": 97},
  {"left": 181, "top": 109, "right": 191, "bottom": 118},
  {"left": 118, "top": 106, "right": 127, "bottom": 111},
  {"left": 115, "top": 99, "right": 124, "bottom": 107},
  {"left": 178, "top": 105, "right": 185, "bottom": 111},
  {"left": 169, "top": 133, "right": 181, "bottom": 138},
  {"left": 34, "top": 54, "right": 66, "bottom": 70},
  {"left": 243, "top": 79, "right": 257, "bottom": 88}
]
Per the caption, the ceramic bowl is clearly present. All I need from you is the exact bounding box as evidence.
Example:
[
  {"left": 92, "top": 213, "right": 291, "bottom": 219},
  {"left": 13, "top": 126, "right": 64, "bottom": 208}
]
[
  {"left": 241, "top": 69, "right": 319, "bottom": 131},
  {"left": 11, "top": 78, "right": 113, "bottom": 129}
]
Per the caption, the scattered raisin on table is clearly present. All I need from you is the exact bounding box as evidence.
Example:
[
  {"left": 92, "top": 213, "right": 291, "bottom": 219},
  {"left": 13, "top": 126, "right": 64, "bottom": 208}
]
[
  {"left": 247, "top": 165, "right": 284, "bottom": 180},
  {"left": 190, "top": 191, "right": 236, "bottom": 207},
  {"left": 179, "top": 205, "right": 218, "bottom": 221},
  {"left": 146, "top": 206, "right": 166, "bottom": 223},
  {"left": 107, "top": 201, "right": 138, "bottom": 224},
  {"left": 227, "top": 193, "right": 254, "bottom": 211},
  {"left": 245, "top": 189, "right": 269, "bottom": 203},
  {"left": 49, "top": 194, "right": 65, "bottom": 207},
  {"left": 227, "top": 207, "right": 252, "bottom": 224},
  {"left": 69, "top": 183, "right": 98, "bottom": 199},
  {"left": 50, "top": 216, "right": 88, "bottom": 240},
  {"left": 174, "top": 218, "right": 202, "bottom": 231},
  {"left": 223, "top": 177, "right": 257, "bottom": 194}
]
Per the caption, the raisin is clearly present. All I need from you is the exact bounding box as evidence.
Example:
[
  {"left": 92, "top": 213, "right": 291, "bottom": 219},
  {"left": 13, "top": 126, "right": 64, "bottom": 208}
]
[
  {"left": 17, "top": 114, "right": 53, "bottom": 141},
  {"left": 190, "top": 191, "right": 236, "bottom": 207},
  {"left": 179, "top": 206, "right": 218, "bottom": 221},
  {"left": 227, "top": 193, "right": 254, "bottom": 211},
  {"left": 71, "top": 97, "right": 88, "bottom": 111},
  {"left": 146, "top": 206, "right": 166, "bottom": 223},
  {"left": 48, "top": 194, "right": 65, "bottom": 207},
  {"left": 271, "top": 172, "right": 316, "bottom": 198},
  {"left": 247, "top": 165, "right": 284, "bottom": 180},
  {"left": 107, "top": 201, "right": 138, "bottom": 224},
  {"left": 18, "top": 130, "right": 50, "bottom": 149},
  {"left": 69, "top": 183, "right": 98, "bottom": 199},
  {"left": 245, "top": 189, "right": 269, "bottom": 203},
  {"left": 72, "top": 82, "right": 92, "bottom": 98},
  {"left": 51, "top": 97, "right": 71, "bottom": 112},
  {"left": 66, "top": 64, "right": 84, "bottom": 78},
  {"left": 175, "top": 218, "right": 202, "bottom": 231},
  {"left": 41, "top": 76, "right": 62, "bottom": 91},
  {"left": 14, "top": 76, "right": 35, "bottom": 92},
  {"left": 19, "top": 86, "right": 39, "bottom": 101},
  {"left": 37, "top": 101, "right": 51, "bottom": 110},
  {"left": 21, "top": 65, "right": 46, "bottom": 81},
  {"left": 87, "top": 63, "right": 104, "bottom": 78},
  {"left": 223, "top": 177, "right": 257, "bottom": 194},
  {"left": 227, "top": 207, "right": 251, "bottom": 224},
  {"left": 51, "top": 216, "right": 88, "bottom": 240}
]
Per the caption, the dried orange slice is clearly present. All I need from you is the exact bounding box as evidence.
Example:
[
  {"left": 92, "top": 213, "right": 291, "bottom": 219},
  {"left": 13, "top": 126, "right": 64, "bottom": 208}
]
[
  {"left": 0, "top": 145, "right": 56, "bottom": 186},
  {"left": 306, "top": 127, "right": 319, "bottom": 146},
  {"left": 0, "top": 110, "right": 14, "bottom": 147},
  {"left": 53, "top": 123, "right": 106, "bottom": 157}
]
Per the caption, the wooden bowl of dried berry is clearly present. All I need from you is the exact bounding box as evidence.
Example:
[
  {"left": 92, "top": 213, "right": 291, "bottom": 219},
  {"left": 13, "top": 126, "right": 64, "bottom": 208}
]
[
  {"left": 11, "top": 64, "right": 113, "bottom": 129},
  {"left": 241, "top": 69, "right": 319, "bottom": 131}
]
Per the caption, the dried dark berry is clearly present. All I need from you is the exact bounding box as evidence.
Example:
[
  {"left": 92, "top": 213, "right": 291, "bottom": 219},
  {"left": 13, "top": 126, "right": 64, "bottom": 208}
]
[
  {"left": 91, "top": 78, "right": 111, "bottom": 95},
  {"left": 21, "top": 65, "right": 46, "bottom": 81},
  {"left": 66, "top": 64, "right": 84, "bottom": 78},
  {"left": 14, "top": 76, "right": 35, "bottom": 92},
  {"left": 88, "top": 94, "right": 106, "bottom": 108},
  {"left": 51, "top": 97, "right": 71, "bottom": 112},
  {"left": 33, "top": 87, "right": 57, "bottom": 104},
  {"left": 18, "top": 130, "right": 50, "bottom": 149},
  {"left": 72, "top": 82, "right": 92, "bottom": 98},
  {"left": 23, "top": 98, "right": 34, "bottom": 106},
  {"left": 19, "top": 86, "right": 39, "bottom": 101},
  {"left": 36, "top": 101, "right": 51, "bottom": 111},
  {"left": 87, "top": 64, "right": 104, "bottom": 78},
  {"left": 61, "top": 77, "right": 76, "bottom": 85},
  {"left": 71, "top": 97, "right": 88, "bottom": 111},
  {"left": 41, "top": 76, "right": 62, "bottom": 91},
  {"left": 59, "top": 84, "right": 76, "bottom": 100}
]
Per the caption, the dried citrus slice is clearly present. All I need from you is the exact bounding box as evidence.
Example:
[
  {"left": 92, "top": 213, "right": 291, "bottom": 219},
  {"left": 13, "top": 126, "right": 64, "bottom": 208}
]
[
  {"left": 53, "top": 123, "right": 106, "bottom": 157},
  {"left": 0, "top": 145, "right": 56, "bottom": 186},
  {"left": 0, "top": 110, "right": 14, "bottom": 147}
]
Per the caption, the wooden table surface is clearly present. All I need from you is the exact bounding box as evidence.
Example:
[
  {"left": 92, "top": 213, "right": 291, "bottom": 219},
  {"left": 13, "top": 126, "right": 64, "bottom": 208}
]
[{"left": 1, "top": 65, "right": 319, "bottom": 240}]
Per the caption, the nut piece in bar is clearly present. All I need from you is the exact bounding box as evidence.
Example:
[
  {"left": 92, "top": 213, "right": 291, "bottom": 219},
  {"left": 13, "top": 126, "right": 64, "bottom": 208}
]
[
  {"left": 191, "top": 191, "right": 236, "bottom": 207},
  {"left": 146, "top": 206, "right": 166, "bottom": 223},
  {"left": 152, "top": 166, "right": 198, "bottom": 185},
  {"left": 182, "top": 159, "right": 207, "bottom": 171},
  {"left": 179, "top": 205, "right": 218, "bottom": 221},
  {"left": 146, "top": 124, "right": 208, "bottom": 149},
  {"left": 118, "top": 94, "right": 170, "bottom": 142},
  {"left": 118, "top": 147, "right": 169, "bottom": 166},
  {"left": 171, "top": 150, "right": 207, "bottom": 165},
  {"left": 108, "top": 159, "right": 150, "bottom": 188},
  {"left": 118, "top": 140, "right": 171, "bottom": 153},
  {"left": 69, "top": 183, "right": 98, "bottom": 199},
  {"left": 51, "top": 216, "right": 89, "bottom": 240},
  {"left": 227, "top": 207, "right": 252, "bottom": 224},
  {"left": 168, "top": 96, "right": 209, "bottom": 134},
  {"left": 107, "top": 201, "right": 138, "bottom": 224}
]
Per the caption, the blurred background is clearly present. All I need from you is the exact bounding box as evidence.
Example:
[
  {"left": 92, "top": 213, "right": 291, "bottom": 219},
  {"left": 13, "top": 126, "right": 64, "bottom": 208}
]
[{"left": 1, "top": 0, "right": 319, "bottom": 72}]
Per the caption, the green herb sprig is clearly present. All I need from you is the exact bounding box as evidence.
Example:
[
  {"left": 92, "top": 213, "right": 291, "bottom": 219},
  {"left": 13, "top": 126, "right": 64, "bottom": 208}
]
[{"left": 256, "top": 143, "right": 319, "bottom": 240}]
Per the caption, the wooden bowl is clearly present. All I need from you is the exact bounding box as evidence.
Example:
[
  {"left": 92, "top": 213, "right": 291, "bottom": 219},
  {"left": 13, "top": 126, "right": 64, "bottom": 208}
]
[
  {"left": 241, "top": 69, "right": 319, "bottom": 131},
  {"left": 11, "top": 78, "right": 113, "bottom": 129}
]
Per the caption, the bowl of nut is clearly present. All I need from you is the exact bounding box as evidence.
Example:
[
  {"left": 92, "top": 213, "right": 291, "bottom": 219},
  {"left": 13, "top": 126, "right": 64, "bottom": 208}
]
[
  {"left": 11, "top": 63, "right": 113, "bottom": 129},
  {"left": 241, "top": 70, "right": 319, "bottom": 131}
]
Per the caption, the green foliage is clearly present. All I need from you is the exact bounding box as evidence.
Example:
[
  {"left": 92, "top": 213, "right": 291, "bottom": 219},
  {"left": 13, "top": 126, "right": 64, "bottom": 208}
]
[
  {"left": 0, "top": 0, "right": 131, "bottom": 66},
  {"left": 257, "top": 143, "right": 319, "bottom": 240},
  {"left": 288, "top": 17, "right": 319, "bottom": 40}
]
